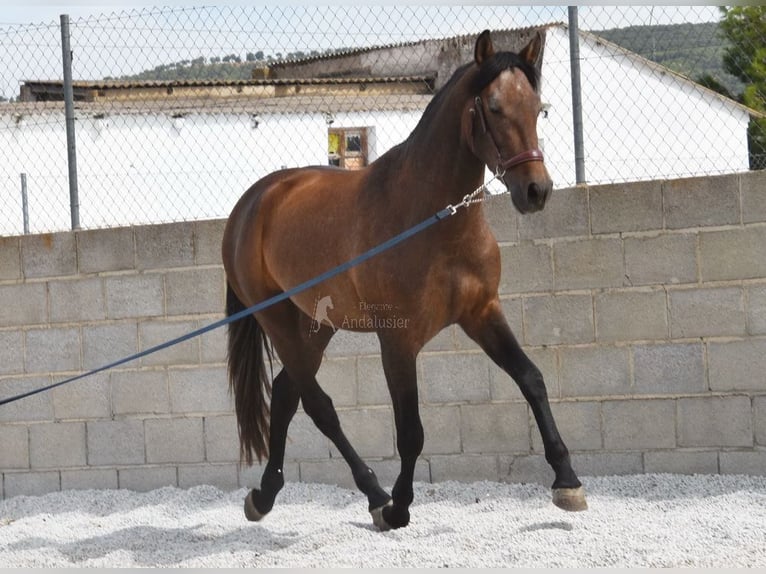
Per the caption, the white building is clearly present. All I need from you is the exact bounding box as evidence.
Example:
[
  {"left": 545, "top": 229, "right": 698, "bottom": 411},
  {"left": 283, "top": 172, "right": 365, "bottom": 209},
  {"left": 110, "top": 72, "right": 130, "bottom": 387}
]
[
  {"left": 538, "top": 24, "right": 755, "bottom": 186},
  {"left": 0, "top": 24, "right": 759, "bottom": 236}
]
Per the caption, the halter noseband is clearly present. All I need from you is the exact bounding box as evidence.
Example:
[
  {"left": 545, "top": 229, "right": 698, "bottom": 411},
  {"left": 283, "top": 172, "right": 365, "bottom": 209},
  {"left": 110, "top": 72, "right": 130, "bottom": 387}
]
[{"left": 471, "top": 95, "right": 544, "bottom": 176}]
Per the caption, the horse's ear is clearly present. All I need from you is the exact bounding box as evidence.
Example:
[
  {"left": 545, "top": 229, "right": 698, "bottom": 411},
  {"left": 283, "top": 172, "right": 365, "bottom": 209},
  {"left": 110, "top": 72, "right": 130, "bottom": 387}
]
[
  {"left": 519, "top": 31, "right": 543, "bottom": 66},
  {"left": 474, "top": 30, "right": 495, "bottom": 65}
]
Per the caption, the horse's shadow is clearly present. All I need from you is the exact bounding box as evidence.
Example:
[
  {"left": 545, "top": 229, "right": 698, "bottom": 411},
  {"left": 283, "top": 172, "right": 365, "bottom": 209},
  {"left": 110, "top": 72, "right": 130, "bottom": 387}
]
[
  {"left": 7, "top": 523, "right": 300, "bottom": 567},
  {"left": 518, "top": 520, "right": 574, "bottom": 533}
]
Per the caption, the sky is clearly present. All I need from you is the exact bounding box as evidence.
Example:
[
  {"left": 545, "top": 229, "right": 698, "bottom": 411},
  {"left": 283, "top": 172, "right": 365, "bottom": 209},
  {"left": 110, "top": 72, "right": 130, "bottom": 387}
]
[
  {"left": 1, "top": 2, "right": 723, "bottom": 28},
  {"left": 2, "top": 1, "right": 210, "bottom": 25}
]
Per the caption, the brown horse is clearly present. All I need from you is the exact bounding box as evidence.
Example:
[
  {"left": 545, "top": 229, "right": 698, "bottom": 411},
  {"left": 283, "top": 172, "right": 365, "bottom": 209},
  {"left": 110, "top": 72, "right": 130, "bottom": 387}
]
[{"left": 222, "top": 30, "right": 586, "bottom": 531}]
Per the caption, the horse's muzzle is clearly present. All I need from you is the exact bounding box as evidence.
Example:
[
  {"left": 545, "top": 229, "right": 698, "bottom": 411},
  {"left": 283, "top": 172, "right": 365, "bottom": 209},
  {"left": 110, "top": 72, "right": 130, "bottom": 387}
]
[
  {"left": 508, "top": 178, "right": 552, "bottom": 214},
  {"left": 526, "top": 181, "right": 551, "bottom": 212}
]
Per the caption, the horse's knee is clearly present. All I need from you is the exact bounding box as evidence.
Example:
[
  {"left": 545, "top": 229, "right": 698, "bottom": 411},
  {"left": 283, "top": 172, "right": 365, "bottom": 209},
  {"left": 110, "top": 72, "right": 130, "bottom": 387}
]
[{"left": 516, "top": 365, "right": 549, "bottom": 402}]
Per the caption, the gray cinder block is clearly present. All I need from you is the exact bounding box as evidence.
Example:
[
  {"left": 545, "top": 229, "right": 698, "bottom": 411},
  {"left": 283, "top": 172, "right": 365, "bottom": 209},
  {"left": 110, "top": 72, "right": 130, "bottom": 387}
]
[
  {"left": 88, "top": 419, "right": 145, "bottom": 466},
  {"left": 460, "top": 402, "right": 530, "bottom": 454},
  {"left": 61, "top": 468, "right": 118, "bottom": 491},
  {"left": 558, "top": 346, "right": 631, "bottom": 397},
  {"left": 21, "top": 232, "right": 76, "bottom": 278},
  {"left": 498, "top": 242, "right": 553, "bottom": 294},
  {"left": 134, "top": 222, "right": 194, "bottom": 271},
  {"left": 119, "top": 466, "right": 177, "bottom": 491},
  {"left": 708, "top": 339, "right": 766, "bottom": 392},
  {"left": 553, "top": 237, "right": 624, "bottom": 290},
  {"left": 48, "top": 277, "right": 105, "bottom": 323},
  {"left": 624, "top": 233, "right": 698, "bottom": 286},
  {"left": 602, "top": 399, "right": 676, "bottom": 450},
  {"left": 77, "top": 227, "right": 134, "bottom": 273},
  {"left": 0, "top": 425, "right": 29, "bottom": 469},
  {"left": 595, "top": 289, "right": 668, "bottom": 342},
  {"left": 663, "top": 174, "right": 740, "bottom": 230},
  {"left": 105, "top": 273, "right": 164, "bottom": 319},
  {"left": 700, "top": 227, "right": 766, "bottom": 282},
  {"left": 590, "top": 180, "right": 663, "bottom": 234},
  {"left": 632, "top": 343, "right": 706, "bottom": 395},
  {"left": 145, "top": 417, "right": 205, "bottom": 464},
  {"left": 523, "top": 294, "right": 594, "bottom": 346},
  {"left": 670, "top": 287, "right": 746, "bottom": 338},
  {"left": 677, "top": 396, "right": 753, "bottom": 448},
  {"left": 419, "top": 352, "right": 491, "bottom": 403}
]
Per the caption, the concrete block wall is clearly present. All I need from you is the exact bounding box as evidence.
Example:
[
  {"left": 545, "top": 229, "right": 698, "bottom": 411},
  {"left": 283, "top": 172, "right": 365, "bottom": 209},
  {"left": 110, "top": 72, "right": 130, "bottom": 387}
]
[{"left": 1, "top": 171, "right": 765, "bottom": 499}]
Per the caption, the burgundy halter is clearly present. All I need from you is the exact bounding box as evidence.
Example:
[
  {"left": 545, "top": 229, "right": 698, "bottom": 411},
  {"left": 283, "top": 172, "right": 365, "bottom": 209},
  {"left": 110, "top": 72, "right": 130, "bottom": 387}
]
[{"left": 471, "top": 95, "right": 544, "bottom": 176}]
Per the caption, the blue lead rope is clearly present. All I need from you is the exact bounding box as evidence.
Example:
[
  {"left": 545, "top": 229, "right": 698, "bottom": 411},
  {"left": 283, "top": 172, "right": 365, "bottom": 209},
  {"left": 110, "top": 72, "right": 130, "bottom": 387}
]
[{"left": 0, "top": 206, "right": 456, "bottom": 407}]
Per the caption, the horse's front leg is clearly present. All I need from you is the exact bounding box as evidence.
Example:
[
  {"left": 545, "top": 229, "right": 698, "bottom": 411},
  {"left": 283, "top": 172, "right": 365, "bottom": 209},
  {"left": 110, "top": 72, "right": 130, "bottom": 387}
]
[
  {"left": 460, "top": 299, "right": 587, "bottom": 512},
  {"left": 375, "top": 335, "right": 423, "bottom": 530}
]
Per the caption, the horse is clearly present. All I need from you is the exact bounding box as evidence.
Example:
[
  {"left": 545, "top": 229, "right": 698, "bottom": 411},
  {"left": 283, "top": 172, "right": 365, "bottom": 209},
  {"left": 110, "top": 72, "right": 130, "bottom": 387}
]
[{"left": 222, "top": 30, "right": 587, "bottom": 531}]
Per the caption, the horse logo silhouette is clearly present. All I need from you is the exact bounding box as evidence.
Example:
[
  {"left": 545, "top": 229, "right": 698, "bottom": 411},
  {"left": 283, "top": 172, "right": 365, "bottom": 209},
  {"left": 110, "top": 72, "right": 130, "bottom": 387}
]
[{"left": 310, "top": 295, "right": 337, "bottom": 334}]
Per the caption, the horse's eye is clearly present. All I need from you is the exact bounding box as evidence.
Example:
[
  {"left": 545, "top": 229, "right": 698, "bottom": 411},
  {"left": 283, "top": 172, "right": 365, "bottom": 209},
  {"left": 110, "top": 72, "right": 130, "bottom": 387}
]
[{"left": 487, "top": 96, "right": 501, "bottom": 114}]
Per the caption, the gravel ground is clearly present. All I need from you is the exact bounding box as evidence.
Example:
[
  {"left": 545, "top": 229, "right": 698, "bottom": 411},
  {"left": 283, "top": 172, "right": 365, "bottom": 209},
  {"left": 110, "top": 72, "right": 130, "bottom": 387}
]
[{"left": 1, "top": 473, "right": 765, "bottom": 568}]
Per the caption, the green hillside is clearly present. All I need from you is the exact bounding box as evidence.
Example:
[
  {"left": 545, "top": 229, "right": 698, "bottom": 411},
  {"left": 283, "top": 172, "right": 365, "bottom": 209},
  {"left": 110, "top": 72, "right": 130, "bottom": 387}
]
[{"left": 594, "top": 21, "right": 744, "bottom": 98}]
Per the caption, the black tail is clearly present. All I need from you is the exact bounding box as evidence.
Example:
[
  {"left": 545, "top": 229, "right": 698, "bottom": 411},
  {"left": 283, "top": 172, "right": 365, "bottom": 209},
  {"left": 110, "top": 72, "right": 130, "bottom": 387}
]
[{"left": 226, "top": 283, "right": 273, "bottom": 465}]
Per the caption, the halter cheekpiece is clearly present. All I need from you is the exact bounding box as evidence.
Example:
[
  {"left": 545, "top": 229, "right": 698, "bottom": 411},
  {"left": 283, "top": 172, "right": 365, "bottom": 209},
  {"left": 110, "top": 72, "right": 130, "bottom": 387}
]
[{"left": 471, "top": 95, "right": 544, "bottom": 177}]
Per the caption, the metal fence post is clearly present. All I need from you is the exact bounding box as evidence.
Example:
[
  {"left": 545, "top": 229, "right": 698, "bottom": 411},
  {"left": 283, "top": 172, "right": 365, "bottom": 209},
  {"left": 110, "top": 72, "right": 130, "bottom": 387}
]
[
  {"left": 60, "top": 14, "right": 81, "bottom": 230},
  {"left": 568, "top": 6, "right": 586, "bottom": 184},
  {"left": 20, "top": 173, "right": 30, "bottom": 234}
]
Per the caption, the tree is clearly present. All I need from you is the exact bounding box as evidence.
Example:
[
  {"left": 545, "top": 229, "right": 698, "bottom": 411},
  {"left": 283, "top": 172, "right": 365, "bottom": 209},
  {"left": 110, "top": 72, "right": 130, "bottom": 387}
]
[
  {"left": 696, "top": 73, "right": 735, "bottom": 99},
  {"left": 719, "top": 6, "right": 766, "bottom": 169}
]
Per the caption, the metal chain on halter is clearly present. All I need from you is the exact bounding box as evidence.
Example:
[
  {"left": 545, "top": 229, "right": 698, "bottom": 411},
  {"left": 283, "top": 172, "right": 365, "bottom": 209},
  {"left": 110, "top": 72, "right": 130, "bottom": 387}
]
[{"left": 446, "top": 171, "right": 508, "bottom": 214}]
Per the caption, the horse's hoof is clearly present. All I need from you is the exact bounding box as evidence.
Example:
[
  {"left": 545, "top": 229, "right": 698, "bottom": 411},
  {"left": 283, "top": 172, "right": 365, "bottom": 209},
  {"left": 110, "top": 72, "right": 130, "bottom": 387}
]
[
  {"left": 370, "top": 500, "right": 394, "bottom": 531},
  {"left": 244, "top": 490, "right": 266, "bottom": 522},
  {"left": 552, "top": 486, "right": 588, "bottom": 512}
]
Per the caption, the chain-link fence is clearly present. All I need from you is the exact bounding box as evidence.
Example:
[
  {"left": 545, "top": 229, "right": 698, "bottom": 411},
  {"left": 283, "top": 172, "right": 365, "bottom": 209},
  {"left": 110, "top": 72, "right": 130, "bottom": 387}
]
[{"left": 1, "top": 5, "right": 764, "bottom": 236}]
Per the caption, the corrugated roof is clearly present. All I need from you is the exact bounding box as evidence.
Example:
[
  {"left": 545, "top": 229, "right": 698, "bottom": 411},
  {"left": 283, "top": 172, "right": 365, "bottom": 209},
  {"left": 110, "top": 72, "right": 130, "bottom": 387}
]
[
  {"left": 22, "top": 75, "right": 434, "bottom": 91},
  {"left": 1, "top": 94, "right": 433, "bottom": 117},
  {"left": 268, "top": 24, "right": 560, "bottom": 69}
]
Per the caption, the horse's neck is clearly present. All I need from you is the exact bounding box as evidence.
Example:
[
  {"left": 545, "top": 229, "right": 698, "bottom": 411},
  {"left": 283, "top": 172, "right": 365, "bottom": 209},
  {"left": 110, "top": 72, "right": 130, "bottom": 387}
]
[{"left": 394, "top": 95, "right": 484, "bottom": 214}]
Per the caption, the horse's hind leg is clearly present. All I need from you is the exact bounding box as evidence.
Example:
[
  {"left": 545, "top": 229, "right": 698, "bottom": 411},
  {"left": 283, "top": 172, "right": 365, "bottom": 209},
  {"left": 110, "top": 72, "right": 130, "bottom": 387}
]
[
  {"left": 460, "top": 299, "right": 587, "bottom": 512},
  {"left": 241, "top": 304, "right": 332, "bottom": 521},
  {"left": 257, "top": 306, "right": 391, "bottom": 523},
  {"left": 298, "top": 378, "right": 392, "bottom": 520},
  {"left": 244, "top": 368, "right": 299, "bottom": 521}
]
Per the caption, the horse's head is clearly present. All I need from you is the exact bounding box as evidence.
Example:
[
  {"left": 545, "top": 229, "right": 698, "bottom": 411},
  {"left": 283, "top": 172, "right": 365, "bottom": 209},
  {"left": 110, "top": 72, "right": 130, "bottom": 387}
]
[{"left": 465, "top": 30, "right": 552, "bottom": 214}]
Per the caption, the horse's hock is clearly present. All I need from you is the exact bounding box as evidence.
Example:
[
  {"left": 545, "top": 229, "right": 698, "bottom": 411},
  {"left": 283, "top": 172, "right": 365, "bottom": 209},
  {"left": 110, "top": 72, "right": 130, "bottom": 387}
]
[{"left": 1, "top": 170, "right": 766, "bottom": 499}]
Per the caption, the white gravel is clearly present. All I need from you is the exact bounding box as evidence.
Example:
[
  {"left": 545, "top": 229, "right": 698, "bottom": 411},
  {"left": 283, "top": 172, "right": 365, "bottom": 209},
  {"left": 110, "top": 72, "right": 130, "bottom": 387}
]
[{"left": 1, "top": 473, "right": 765, "bottom": 568}]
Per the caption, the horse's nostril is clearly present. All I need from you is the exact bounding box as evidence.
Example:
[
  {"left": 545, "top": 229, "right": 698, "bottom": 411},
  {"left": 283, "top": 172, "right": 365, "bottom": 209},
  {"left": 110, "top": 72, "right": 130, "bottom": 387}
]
[{"left": 528, "top": 182, "right": 542, "bottom": 204}]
